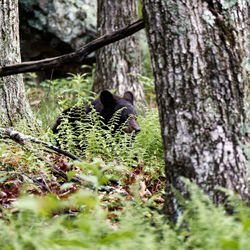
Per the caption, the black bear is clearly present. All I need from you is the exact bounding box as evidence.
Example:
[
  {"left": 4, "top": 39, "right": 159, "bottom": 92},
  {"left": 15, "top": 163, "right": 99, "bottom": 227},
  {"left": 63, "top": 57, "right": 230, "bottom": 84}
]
[{"left": 52, "top": 90, "right": 140, "bottom": 145}]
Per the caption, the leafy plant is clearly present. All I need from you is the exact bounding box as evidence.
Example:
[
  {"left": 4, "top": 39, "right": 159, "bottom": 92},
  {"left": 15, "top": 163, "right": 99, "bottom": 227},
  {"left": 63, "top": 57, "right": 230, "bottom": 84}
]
[
  {"left": 136, "top": 73, "right": 155, "bottom": 106},
  {"left": 26, "top": 69, "right": 95, "bottom": 130}
]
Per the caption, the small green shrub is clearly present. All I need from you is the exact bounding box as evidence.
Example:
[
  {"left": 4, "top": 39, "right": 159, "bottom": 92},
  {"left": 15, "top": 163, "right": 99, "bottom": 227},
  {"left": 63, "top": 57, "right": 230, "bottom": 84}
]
[{"left": 177, "top": 180, "right": 250, "bottom": 250}]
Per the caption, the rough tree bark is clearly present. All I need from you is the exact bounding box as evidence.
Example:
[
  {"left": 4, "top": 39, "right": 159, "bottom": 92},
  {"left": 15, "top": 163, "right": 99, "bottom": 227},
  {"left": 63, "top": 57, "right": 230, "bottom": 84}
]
[
  {"left": 142, "top": 0, "right": 249, "bottom": 222},
  {"left": 0, "top": 0, "right": 33, "bottom": 127},
  {"left": 93, "top": 0, "right": 145, "bottom": 102}
]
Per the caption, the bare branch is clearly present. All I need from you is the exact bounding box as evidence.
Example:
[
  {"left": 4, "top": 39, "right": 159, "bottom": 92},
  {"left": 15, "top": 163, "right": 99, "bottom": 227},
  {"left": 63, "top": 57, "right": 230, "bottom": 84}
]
[
  {"left": 0, "top": 127, "right": 81, "bottom": 161},
  {"left": 0, "top": 19, "right": 145, "bottom": 77}
]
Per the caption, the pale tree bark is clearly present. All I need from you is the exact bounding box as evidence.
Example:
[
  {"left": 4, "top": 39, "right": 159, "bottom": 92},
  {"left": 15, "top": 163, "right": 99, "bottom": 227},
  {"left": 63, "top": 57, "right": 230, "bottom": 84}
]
[
  {"left": 0, "top": 0, "right": 33, "bottom": 127},
  {"left": 142, "top": 0, "right": 249, "bottom": 222},
  {"left": 93, "top": 0, "right": 145, "bottom": 102}
]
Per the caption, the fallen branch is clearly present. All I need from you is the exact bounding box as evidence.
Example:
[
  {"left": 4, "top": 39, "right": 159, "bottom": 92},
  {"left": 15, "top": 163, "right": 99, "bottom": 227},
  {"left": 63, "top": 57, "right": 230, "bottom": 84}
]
[
  {"left": 0, "top": 19, "right": 145, "bottom": 77},
  {"left": 13, "top": 156, "right": 52, "bottom": 193},
  {"left": 0, "top": 128, "right": 81, "bottom": 161},
  {"left": 0, "top": 128, "right": 132, "bottom": 188},
  {"left": 52, "top": 166, "right": 84, "bottom": 185}
]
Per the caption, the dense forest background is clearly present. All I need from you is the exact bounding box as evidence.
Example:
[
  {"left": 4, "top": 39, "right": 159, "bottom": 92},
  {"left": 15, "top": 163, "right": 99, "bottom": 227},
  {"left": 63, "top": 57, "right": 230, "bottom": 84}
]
[{"left": 0, "top": 0, "right": 249, "bottom": 249}]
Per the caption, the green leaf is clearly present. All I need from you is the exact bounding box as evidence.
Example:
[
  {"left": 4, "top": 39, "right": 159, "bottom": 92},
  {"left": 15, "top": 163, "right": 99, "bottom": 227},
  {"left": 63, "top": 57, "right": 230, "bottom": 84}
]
[
  {"left": 98, "top": 231, "right": 135, "bottom": 244},
  {"left": 138, "top": 0, "right": 142, "bottom": 19},
  {"left": 221, "top": 239, "right": 239, "bottom": 250},
  {"left": 53, "top": 239, "right": 89, "bottom": 248},
  {"left": 67, "top": 170, "right": 77, "bottom": 181},
  {"left": 243, "top": 218, "right": 250, "bottom": 231}
]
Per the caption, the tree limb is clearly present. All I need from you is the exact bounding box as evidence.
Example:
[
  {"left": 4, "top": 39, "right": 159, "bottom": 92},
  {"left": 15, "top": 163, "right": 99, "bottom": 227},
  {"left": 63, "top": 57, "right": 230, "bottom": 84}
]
[
  {"left": 0, "top": 19, "right": 145, "bottom": 77},
  {"left": 0, "top": 127, "right": 81, "bottom": 161}
]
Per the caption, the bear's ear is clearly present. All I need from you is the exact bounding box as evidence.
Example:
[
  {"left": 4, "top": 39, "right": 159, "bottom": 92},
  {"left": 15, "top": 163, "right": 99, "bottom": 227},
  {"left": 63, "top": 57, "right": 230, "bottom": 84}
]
[
  {"left": 123, "top": 91, "right": 134, "bottom": 105},
  {"left": 100, "top": 90, "right": 115, "bottom": 107}
]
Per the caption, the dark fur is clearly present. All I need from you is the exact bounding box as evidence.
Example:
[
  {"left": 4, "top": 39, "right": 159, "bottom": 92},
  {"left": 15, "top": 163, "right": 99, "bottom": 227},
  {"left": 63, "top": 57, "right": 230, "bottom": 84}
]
[{"left": 52, "top": 90, "right": 140, "bottom": 136}]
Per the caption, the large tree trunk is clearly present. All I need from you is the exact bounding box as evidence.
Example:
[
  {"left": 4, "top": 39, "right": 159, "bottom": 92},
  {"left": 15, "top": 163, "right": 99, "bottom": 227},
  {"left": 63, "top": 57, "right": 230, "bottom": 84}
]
[
  {"left": 93, "top": 0, "right": 145, "bottom": 102},
  {"left": 142, "top": 0, "right": 249, "bottom": 222},
  {"left": 0, "top": 0, "right": 33, "bottom": 127}
]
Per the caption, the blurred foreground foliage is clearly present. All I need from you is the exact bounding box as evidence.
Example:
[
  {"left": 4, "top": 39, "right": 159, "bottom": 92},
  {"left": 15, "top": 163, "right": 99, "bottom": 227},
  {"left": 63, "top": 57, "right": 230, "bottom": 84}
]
[{"left": 0, "top": 178, "right": 249, "bottom": 250}]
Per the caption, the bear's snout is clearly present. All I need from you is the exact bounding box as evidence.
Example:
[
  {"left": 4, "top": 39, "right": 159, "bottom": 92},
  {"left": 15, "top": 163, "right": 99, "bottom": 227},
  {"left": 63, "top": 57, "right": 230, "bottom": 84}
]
[{"left": 124, "top": 117, "right": 140, "bottom": 133}]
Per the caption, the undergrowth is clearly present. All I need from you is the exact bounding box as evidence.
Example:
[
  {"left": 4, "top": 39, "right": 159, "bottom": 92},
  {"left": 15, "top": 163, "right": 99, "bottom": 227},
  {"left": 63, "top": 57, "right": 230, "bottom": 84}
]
[{"left": 0, "top": 73, "right": 249, "bottom": 249}]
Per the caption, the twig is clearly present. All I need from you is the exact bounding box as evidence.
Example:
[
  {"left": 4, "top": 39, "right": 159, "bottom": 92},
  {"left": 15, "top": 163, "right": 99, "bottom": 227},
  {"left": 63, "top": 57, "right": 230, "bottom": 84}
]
[
  {"left": 52, "top": 166, "right": 84, "bottom": 184},
  {"left": 13, "top": 156, "right": 52, "bottom": 193}
]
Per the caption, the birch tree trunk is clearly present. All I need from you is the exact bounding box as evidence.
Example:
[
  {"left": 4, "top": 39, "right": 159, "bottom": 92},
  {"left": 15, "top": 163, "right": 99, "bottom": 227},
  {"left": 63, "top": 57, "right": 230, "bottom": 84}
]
[
  {"left": 93, "top": 0, "right": 145, "bottom": 102},
  {"left": 142, "top": 0, "right": 249, "bottom": 222},
  {"left": 0, "top": 0, "right": 33, "bottom": 127}
]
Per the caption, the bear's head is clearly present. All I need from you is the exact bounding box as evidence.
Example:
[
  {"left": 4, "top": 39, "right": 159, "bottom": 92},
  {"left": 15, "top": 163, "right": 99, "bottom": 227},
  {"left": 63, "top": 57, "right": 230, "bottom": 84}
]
[{"left": 99, "top": 90, "right": 140, "bottom": 133}]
